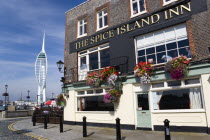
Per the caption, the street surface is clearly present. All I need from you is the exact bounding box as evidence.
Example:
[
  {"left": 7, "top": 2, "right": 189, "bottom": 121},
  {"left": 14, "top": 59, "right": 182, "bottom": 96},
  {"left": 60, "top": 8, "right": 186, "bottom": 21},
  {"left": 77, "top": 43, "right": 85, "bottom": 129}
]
[
  {"left": 0, "top": 117, "right": 210, "bottom": 140},
  {"left": 0, "top": 118, "right": 37, "bottom": 140}
]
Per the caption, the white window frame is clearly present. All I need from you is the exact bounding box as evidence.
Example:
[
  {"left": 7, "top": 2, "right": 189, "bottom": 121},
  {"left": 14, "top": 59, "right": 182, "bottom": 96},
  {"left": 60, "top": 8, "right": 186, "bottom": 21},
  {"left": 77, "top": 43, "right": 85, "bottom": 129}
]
[
  {"left": 150, "top": 77, "right": 205, "bottom": 113},
  {"left": 78, "top": 44, "right": 110, "bottom": 72},
  {"left": 130, "top": 0, "right": 147, "bottom": 18},
  {"left": 76, "top": 88, "right": 113, "bottom": 113},
  {"left": 163, "top": 0, "right": 179, "bottom": 6},
  {"left": 135, "top": 24, "right": 190, "bottom": 65},
  {"left": 77, "top": 19, "right": 87, "bottom": 38},
  {"left": 97, "top": 9, "right": 108, "bottom": 31}
]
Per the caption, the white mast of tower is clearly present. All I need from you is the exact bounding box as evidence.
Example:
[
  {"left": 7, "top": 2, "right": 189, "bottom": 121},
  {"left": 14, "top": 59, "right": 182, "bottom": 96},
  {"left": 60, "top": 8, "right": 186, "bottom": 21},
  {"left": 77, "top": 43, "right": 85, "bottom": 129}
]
[{"left": 35, "top": 32, "right": 48, "bottom": 104}]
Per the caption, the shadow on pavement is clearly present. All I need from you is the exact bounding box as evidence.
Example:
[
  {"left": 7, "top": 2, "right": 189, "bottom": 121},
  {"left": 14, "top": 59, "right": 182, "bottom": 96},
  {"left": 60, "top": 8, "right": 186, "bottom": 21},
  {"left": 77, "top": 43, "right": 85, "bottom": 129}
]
[
  {"left": 87, "top": 132, "right": 95, "bottom": 137},
  {"left": 63, "top": 129, "right": 72, "bottom": 132}
]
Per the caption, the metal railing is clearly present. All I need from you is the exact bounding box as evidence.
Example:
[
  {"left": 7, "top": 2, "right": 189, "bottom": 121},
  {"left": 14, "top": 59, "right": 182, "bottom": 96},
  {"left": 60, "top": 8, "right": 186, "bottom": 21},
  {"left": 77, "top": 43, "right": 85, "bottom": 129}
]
[{"left": 64, "top": 56, "right": 128, "bottom": 83}]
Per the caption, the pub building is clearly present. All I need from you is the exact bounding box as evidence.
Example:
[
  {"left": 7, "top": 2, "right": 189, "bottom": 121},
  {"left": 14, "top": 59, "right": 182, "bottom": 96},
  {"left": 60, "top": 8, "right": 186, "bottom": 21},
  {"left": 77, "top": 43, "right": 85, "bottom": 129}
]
[{"left": 62, "top": 0, "right": 210, "bottom": 133}]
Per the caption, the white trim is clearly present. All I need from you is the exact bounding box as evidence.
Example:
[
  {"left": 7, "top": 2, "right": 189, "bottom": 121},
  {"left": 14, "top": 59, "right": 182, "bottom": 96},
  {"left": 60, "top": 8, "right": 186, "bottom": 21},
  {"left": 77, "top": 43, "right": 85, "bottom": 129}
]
[
  {"left": 130, "top": 0, "right": 147, "bottom": 18},
  {"left": 163, "top": 0, "right": 179, "bottom": 6},
  {"left": 152, "top": 109, "right": 205, "bottom": 113},
  {"left": 77, "top": 19, "right": 87, "bottom": 38},
  {"left": 96, "top": 9, "right": 108, "bottom": 31}
]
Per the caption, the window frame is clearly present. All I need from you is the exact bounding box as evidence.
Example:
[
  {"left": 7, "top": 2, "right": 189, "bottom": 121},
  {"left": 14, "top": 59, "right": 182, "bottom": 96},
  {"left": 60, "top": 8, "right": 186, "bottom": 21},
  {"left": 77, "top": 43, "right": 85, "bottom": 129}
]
[
  {"left": 96, "top": 8, "right": 108, "bottom": 31},
  {"left": 135, "top": 24, "right": 191, "bottom": 65},
  {"left": 78, "top": 44, "right": 110, "bottom": 72},
  {"left": 130, "top": 0, "right": 147, "bottom": 18},
  {"left": 163, "top": 0, "right": 179, "bottom": 6},
  {"left": 76, "top": 88, "right": 114, "bottom": 112},
  {"left": 150, "top": 77, "right": 205, "bottom": 113},
  {"left": 77, "top": 18, "right": 87, "bottom": 38}
]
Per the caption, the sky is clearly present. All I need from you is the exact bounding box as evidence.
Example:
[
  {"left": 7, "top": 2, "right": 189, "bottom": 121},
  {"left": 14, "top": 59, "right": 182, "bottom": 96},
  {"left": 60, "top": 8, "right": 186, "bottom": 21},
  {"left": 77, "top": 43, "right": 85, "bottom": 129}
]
[{"left": 0, "top": 0, "right": 86, "bottom": 102}]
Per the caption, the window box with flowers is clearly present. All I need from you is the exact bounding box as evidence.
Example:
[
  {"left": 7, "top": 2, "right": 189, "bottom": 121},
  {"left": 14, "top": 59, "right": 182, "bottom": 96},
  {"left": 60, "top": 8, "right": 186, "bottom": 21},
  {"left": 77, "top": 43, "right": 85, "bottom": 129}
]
[
  {"left": 165, "top": 56, "right": 190, "bottom": 80},
  {"left": 86, "top": 72, "right": 101, "bottom": 87},
  {"left": 134, "top": 61, "right": 155, "bottom": 83},
  {"left": 100, "top": 66, "right": 119, "bottom": 86}
]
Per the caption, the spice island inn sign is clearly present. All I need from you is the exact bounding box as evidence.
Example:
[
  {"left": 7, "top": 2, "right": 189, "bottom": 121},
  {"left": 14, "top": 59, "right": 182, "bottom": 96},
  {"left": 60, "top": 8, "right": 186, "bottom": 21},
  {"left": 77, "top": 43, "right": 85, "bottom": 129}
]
[{"left": 70, "top": 2, "right": 191, "bottom": 53}]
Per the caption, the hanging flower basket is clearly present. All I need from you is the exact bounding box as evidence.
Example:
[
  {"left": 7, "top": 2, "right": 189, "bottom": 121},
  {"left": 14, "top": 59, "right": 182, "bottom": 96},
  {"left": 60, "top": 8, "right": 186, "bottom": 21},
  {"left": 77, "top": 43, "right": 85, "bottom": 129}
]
[
  {"left": 86, "top": 72, "right": 101, "bottom": 87},
  {"left": 100, "top": 66, "right": 119, "bottom": 85},
  {"left": 56, "top": 94, "right": 65, "bottom": 106},
  {"left": 134, "top": 61, "right": 155, "bottom": 83},
  {"left": 104, "top": 89, "right": 122, "bottom": 103},
  {"left": 165, "top": 56, "right": 190, "bottom": 80}
]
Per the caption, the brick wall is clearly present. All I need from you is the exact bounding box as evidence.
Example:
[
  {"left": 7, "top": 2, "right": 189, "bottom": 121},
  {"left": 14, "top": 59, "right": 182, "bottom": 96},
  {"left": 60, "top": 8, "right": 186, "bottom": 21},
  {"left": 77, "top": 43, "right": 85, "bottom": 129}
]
[{"left": 64, "top": 0, "right": 210, "bottom": 82}]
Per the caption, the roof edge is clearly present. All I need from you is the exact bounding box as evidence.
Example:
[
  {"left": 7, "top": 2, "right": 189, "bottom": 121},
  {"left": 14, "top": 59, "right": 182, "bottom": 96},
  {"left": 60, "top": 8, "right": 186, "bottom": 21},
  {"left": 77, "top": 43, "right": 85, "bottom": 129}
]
[{"left": 65, "top": 0, "right": 90, "bottom": 14}]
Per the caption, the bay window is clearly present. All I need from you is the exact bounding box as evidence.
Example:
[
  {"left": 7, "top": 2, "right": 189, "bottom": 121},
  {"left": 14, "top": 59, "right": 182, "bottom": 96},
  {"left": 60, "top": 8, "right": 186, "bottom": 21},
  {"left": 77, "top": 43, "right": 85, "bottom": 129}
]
[{"left": 136, "top": 24, "right": 191, "bottom": 65}]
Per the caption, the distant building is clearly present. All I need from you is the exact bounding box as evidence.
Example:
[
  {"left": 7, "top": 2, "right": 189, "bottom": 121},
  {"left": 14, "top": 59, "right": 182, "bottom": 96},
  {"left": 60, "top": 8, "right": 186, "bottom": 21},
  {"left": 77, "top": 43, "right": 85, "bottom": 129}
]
[{"left": 62, "top": 0, "right": 210, "bottom": 134}]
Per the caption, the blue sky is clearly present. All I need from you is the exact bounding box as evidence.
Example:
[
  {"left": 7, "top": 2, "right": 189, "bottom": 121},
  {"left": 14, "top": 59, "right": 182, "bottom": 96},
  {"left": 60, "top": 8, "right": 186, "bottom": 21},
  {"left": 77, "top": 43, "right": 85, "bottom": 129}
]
[{"left": 0, "top": 0, "right": 86, "bottom": 102}]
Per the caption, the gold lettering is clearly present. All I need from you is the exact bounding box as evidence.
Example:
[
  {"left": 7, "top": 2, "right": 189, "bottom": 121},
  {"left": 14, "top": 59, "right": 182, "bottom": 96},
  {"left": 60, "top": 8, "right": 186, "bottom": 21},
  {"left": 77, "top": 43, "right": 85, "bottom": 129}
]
[
  {"left": 164, "top": 10, "right": 169, "bottom": 20},
  {"left": 151, "top": 14, "right": 160, "bottom": 24},
  {"left": 90, "top": 37, "right": 95, "bottom": 44},
  {"left": 169, "top": 7, "right": 180, "bottom": 18},
  {"left": 75, "top": 42, "right": 79, "bottom": 49},
  {"left": 126, "top": 24, "right": 134, "bottom": 32},
  {"left": 141, "top": 17, "right": 150, "bottom": 27},
  {"left": 95, "top": 34, "right": 102, "bottom": 42},
  {"left": 117, "top": 27, "right": 120, "bottom": 35},
  {"left": 120, "top": 25, "right": 127, "bottom": 34},
  {"left": 84, "top": 39, "right": 89, "bottom": 47},
  {"left": 133, "top": 21, "right": 141, "bottom": 29},
  {"left": 102, "top": 32, "right": 109, "bottom": 40},
  {"left": 180, "top": 2, "right": 191, "bottom": 14},
  {"left": 109, "top": 30, "right": 115, "bottom": 38}
]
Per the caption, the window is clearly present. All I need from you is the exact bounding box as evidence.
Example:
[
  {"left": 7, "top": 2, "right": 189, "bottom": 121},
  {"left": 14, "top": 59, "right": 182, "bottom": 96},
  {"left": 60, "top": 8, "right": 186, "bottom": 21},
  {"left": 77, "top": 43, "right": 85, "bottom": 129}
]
[
  {"left": 97, "top": 9, "right": 108, "bottom": 31},
  {"left": 163, "top": 0, "right": 179, "bottom": 5},
  {"left": 77, "top": 19, "right": 87, "bottom": 38},
  {"left": 152, "top": 78, "right": 203, "bottom": 110},
  {"left": 130, "top": 0, "right": 146, "bottom": 17},
  {"left": 153, "top": 88, "right": 203, "bottom": 110},
  {"left": 136, "top": 24, "right": 191, "bottom": 65},
  {"left": 78, "top": 44, "right": 110, "bottom": 80},
  {"left": 77, "top": 89, "right": 114, "bottom": 111}
]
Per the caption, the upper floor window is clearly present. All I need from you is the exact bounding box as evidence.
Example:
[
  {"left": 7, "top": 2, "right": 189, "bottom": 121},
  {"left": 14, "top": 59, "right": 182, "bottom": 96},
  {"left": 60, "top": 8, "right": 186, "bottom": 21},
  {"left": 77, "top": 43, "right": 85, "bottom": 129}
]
[
  {"left": 97, "top": 9, "right": 108, "bottom": 31},
  {"left": 163, "top": 0, "right": 178, "bottom": 5},
  {"left": 78, "top": 44, "right": 110, "bottom": 80},
  {"left": 77, "top": 19, "right": 87, "bottom": 38},
  {"left": 130, "top": 0, "right": 146, "bottom": 17},
  {"left": 135, "top": 24, "right": 191, "bottom": 65}
]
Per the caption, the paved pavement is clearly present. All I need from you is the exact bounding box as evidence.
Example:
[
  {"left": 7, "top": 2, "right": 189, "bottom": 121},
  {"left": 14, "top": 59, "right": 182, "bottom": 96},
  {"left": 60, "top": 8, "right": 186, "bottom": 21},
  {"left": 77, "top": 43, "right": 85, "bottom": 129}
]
[
  {"left": 2, "top": 117, "right": 210, "bottom": 140},
  {"left": 0, "top": 117, "right": 37, "bottom": 140}
]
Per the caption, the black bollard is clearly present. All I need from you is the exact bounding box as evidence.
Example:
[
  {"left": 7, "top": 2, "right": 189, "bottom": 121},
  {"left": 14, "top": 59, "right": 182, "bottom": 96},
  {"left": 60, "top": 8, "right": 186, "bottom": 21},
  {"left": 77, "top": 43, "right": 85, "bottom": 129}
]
[
  {"left": 164, "top": 119, "right": 171, "bottom": 140},
  {"left": 44, "top": 114, "right": 47, "bottom": 129},
  {"left": 83, "top": 116, "right": 87, "bottom": 137},
  {"left": 32, "top": 112, "right": 36, "bottom": 126},
  {"left": 116, "top": 118, "right": 121, "bottom": 140},
  {"left": 60, "top": 115, "right": 63, "bottom": 133}
]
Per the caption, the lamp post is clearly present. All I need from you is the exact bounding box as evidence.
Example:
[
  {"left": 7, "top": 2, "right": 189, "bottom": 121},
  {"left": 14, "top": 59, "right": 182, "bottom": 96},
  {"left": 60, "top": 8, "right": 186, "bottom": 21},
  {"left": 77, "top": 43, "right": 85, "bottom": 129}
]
[
  {"left": 2, "top": 85, "right": 9, "bottom": 110},
  {"left": 37, "top": 95, "right": 40, "bottom": 106},
  {"left": 26, "top": 90, "right": 30, "bottom": 109},
  {"left": 56, "top": 60, "right": 64, "bottom": 73}
]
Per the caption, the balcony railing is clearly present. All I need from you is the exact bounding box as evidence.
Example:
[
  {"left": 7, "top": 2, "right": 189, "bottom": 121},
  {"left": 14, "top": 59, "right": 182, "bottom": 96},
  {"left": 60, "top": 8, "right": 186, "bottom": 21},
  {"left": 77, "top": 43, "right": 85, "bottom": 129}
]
[{"left": 64, "top": 56, "right": 128, "bottom": 83}]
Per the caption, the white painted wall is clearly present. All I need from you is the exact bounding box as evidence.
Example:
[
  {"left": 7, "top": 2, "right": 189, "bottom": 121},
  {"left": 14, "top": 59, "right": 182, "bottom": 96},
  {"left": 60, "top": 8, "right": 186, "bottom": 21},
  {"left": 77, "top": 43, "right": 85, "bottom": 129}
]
[
  {"left": 201, "top": 74, "right": 210, "bottom": 128},
  {"left": 64, "top": 84, "right": 136, "bottom": 125}
]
